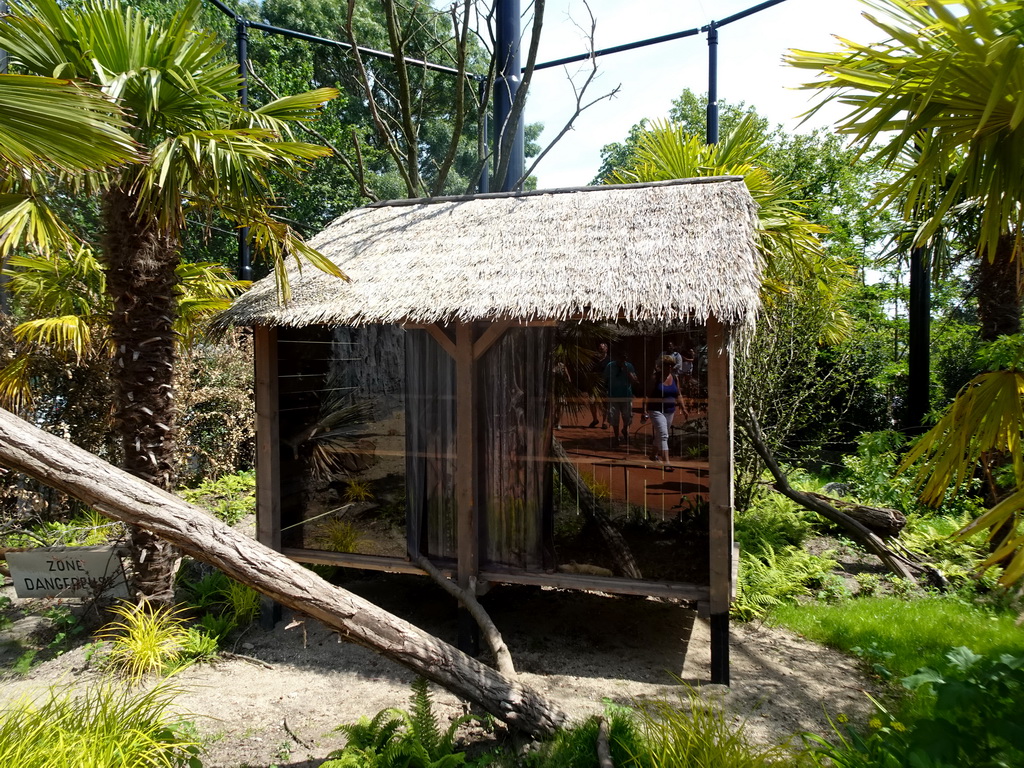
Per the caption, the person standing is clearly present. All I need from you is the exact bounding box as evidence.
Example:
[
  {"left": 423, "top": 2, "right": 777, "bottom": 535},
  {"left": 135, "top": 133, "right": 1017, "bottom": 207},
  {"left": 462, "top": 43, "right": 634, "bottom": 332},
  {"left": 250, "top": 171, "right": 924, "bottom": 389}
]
[
  {"left": 665, "top": 340, "right": 684, "bottom": 377},
  {"left": 588, "top": 341, "right": 610, "bottom": 428},
  {"left": 603, "top": 349, "right": 639, "bottom": 448},
  {"left": 643, "top": 355, "right": 686, "bottom": 468}
]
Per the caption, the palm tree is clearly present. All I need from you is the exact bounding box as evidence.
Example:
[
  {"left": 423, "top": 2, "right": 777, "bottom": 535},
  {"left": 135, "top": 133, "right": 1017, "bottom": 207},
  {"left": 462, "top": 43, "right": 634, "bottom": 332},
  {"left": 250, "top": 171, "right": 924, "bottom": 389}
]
[
  {"left": 606, "top": 116, "right": 853, "bottom": 342},
  {"left": 789, "top": 0, "right": 1024, "bottom": 585},
  {"left": 0, "top": 0, "right": 339, "bottom": 602},
  {"left": 787, "top": 0, "right": 1024, "bottom": 341}
]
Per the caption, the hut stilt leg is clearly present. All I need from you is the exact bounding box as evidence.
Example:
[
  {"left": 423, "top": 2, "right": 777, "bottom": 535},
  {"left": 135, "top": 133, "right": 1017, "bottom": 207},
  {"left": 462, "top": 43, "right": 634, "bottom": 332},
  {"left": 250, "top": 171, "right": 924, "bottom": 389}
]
[{"left": 710, "top": 612, "right": 729, "bottom": 684}]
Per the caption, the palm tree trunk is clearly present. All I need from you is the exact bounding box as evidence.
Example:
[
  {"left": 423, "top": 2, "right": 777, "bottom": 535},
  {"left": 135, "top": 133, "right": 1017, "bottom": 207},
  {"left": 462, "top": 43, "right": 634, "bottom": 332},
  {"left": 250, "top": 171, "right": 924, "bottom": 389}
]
[
  {"left": 102, "top": 186, "right": 180, "bottom": 604},
  {"left": 976, "top": 233, "right": 1021, "bottom": 342},
  {"left": 976, "top": 233, "right": 1022, "bottom": 561}
]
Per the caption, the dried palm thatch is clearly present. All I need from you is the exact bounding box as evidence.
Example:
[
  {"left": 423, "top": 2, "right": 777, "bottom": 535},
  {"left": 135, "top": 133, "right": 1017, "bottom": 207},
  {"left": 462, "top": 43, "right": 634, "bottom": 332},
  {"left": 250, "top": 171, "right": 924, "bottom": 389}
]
[{"left": 217, "top": 177, "right": 761, "bottom": 329}]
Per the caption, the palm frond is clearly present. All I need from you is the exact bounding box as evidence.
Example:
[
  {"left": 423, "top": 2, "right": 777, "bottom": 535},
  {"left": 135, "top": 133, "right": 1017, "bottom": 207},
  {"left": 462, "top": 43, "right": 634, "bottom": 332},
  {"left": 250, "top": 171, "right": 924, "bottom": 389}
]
[
  {"left": 901, "top": 368, "right": 1024, "bottom": 504},
  {"left": 0, "top": 74, "right": 137, "bottom": 172}
]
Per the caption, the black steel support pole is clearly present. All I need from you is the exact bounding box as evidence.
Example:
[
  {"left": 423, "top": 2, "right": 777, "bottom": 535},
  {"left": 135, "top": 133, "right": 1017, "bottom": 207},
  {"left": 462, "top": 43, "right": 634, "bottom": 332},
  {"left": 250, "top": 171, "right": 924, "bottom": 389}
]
[
  {"left": 706, "top": 22, "right": 719, "bottom": 145},
  {"left": 494, "top": 0, "right": 524, "bottom": 192},
  {"left": 478, "top": 79, "right": 490, "bottom": 194},
  {"left": 907, "top": 246, "right": 931, "bottom": 431},
  {"left": 236, "top": 19, "right": 253, "bottom": 281}
]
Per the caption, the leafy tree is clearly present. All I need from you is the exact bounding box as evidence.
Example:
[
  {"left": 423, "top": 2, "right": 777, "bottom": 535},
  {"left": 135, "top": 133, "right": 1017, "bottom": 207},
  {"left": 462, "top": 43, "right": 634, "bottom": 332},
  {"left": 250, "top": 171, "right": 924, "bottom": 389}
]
[
  {"left": 0, "top": 0, "right": 338, "bottom": 602},
  {"left": 789, "top": 0, "right": 1024, "bottom": 586},
  {"left": 787, "top": 0, "right": 1024, "bottom": 341}
]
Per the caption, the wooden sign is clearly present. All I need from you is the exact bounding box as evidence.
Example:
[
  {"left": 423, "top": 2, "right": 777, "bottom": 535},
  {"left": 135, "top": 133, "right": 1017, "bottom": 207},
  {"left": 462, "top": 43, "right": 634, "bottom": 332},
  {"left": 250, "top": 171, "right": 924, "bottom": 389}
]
[{"left": 7, "top": 546, "right": 129, "bottom": 599}]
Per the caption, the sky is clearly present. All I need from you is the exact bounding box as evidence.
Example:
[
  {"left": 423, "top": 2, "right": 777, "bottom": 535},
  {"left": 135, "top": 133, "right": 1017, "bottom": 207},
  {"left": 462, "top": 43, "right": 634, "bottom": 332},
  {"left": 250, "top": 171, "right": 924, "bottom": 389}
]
[{"left": 523, "top": 0, "right": 885, "bottom": 187}]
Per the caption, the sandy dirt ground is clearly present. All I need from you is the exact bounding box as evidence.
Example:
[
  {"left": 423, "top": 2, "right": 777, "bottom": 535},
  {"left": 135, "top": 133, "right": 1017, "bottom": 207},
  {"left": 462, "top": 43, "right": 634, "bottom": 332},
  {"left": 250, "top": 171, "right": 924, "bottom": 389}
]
[{"left": 1, "top": 570, "right": 881, "bottom": 768}]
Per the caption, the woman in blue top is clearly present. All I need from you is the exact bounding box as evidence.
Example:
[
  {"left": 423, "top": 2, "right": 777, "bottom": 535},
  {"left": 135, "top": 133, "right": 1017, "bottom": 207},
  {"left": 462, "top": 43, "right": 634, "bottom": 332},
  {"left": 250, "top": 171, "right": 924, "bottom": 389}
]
[{"left": 642, "top": 355, "right": 687, "bottom": 469}]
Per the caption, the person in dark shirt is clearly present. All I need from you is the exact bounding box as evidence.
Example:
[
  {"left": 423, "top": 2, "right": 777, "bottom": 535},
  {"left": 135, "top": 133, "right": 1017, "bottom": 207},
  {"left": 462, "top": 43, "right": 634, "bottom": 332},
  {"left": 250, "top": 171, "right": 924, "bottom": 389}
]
[{"left": 603, "top": 350, "right": 639, "bottom": 447}]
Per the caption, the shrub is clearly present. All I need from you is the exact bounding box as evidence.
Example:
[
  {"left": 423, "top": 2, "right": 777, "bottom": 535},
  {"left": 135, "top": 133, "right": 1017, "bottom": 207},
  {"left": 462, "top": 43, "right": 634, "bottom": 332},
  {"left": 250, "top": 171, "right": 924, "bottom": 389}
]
[
  {"left": 804, "top": 648, "right": 1024, "bottom": 768},
  {"left": 324, "top": 677, "right": 476, "bottom": 767},
  {"left": 524, "top": 705, "right": 645, "bottom": 768},
  {"left": 99, "top": 601, "right": 190, "bottom": 680},
  {"left": 632, "top": 687, "right": 795, "bottom": 767},
  {"left": 179, "top": 471, "right": 255, "bottom": 526},
  {"left": 0, "top": 682, "right": 202, "bottom": 767},
  {"left": 319, "top": 518, "right": 362, "bottom": 553}
]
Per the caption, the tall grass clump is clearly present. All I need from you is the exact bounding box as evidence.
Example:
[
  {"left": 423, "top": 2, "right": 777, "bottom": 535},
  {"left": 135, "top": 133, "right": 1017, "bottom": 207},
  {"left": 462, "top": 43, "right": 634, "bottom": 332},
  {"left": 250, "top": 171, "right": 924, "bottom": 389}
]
[
  {"left": 631, "top": 688, "right": 796, "bottom": 768},
  {"left": 772, "top": 595, "right": 1024, "bottom": 678},
  {"left": 0, "top": 682, "right": 202, "bottom": 767},
  {"left": 98, "top": 601, "right": 191, "bottom": 679}
]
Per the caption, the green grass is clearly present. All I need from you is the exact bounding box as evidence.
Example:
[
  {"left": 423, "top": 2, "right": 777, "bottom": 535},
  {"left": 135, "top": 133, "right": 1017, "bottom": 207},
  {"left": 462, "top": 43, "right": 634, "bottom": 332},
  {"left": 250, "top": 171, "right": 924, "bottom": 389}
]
[
  {"left": 772, "top": 595, "right": 1024, "bottom": 678},
  {"left": 0, "top": 682, "right": 202, "bottom": 767}
]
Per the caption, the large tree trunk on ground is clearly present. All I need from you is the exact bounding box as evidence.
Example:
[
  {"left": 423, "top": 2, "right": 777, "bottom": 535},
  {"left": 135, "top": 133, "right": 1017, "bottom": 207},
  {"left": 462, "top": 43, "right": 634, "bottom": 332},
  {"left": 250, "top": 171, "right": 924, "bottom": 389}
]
[
  {"left": 805, "top": 493, "right": 906, "bottom": 539},
  {"left": 0, "top": 406, "right": 568, "bottom": 737},
  {"left": 102, "top": 188, "right": 182, "bottom": 604}
]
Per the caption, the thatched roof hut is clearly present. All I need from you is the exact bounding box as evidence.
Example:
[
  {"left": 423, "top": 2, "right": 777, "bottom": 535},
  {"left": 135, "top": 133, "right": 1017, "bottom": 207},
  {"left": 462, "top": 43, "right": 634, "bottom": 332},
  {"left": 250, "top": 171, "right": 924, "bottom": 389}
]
[
  {"left": 231, "top": 177, "right": 760, "bottom": 686},
  {"left": 219, "top": 176, "right": 761, "bottom": 329}
]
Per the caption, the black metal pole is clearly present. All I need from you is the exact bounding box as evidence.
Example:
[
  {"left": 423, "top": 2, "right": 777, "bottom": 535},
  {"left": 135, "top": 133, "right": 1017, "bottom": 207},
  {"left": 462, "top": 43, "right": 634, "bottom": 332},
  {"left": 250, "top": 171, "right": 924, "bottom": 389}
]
[
  {"left": 236, "top": 19, "right": 253, "bottom": 281},
  {"left": 494, "top": 0, "right": 524, "bottom": 192},
  {"left": 706, "top": 21, "right": 719, "bottom": 145},
  {"left": 907, "top": 245, "right": 930, "bottom": 431},
  {"left": 478, "top": 78, "right": 490, "bottom": 194}
]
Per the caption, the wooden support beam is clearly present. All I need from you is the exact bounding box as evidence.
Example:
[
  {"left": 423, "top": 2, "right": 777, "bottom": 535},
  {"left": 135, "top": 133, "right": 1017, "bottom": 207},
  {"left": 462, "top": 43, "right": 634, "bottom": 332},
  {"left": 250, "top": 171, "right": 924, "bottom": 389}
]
[
  {"left": 455, "top": 323, "right": 478, "bottom": 591},
  {"left": 254, "top": 326, "right": 282, "bottom": 628},
  {"left": 419, "top": 323, "right": 457, "bottom": 359},
  {"left": 473, "top": 320, "right": 513, "bottom": 360},
  {"left": 706, "top": 316, "right": 734, "bottom": 685}
]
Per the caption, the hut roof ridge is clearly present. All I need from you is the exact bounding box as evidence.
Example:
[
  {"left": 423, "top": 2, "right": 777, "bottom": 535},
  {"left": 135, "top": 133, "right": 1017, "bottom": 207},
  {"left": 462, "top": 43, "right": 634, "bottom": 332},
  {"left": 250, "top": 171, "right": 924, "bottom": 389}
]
[{"left": 218, "top": 177, "right": 763, "bottom": 329}]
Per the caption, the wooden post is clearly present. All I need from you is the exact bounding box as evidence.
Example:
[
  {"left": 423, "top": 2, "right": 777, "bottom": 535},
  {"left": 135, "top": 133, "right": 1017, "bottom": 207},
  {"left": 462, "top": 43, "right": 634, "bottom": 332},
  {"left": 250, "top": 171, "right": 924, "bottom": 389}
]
[
  {"left": 706, "top": 316, "right": 734, "bottom": 685},
  {"left": 454, "top": 322, "right": 479, "bottom": 652},
  {"left": 254, "top": 325, "right": 282, "bottom": 628}
]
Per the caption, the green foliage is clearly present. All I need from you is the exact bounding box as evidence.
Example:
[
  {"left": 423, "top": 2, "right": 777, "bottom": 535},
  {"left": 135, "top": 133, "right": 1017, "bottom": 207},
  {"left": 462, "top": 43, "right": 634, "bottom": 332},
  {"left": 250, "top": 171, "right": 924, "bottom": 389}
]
[
  {"left": 319, "top": 518, "right": 362, "bottom": 554},
  {"left": 733, "top": 544, "right": 837, "bottom": 621},
  {"left": 43, "top": 604, "right": 86, "bottom": 654},
  {"left": 179, "top": 626, "right": 219, "bottom": 663},
  {"left": 736, "top": 488, "right": 815, "bottom": 553},
  {"left": 222, "top": 579, "right": 260, "bottom": 625},
  {"left": 178, "top": 566, "right": 260, "bottom": 640},
  {"left": 805, "top": 648, "right": 1024, "bottom": 768},
  {"left": 343, "top": 479, "right": 375, "bottom": 504},
  {"left": 325, "top": 677, "right": 477, "bottom": 768},
  {"left": 631, "top": 687, "right": 795, "bottom": 767},
  {"left": 732, "top": 484, "right": 835, "bottom": 620},
  {"left": 179, "top": 471, "right": 256, "bottom": 526},
  {"left": 772, "top": 596, "right": 1024, "bottom": 680},
  {"left": 523, "top": 705, "right": 645, "bottom": 768},
  {"left": 99, "top": 601, "right": 191, "bottom": 680},
  {"left": 0, "top": 681, "right": 202, "bottom": 767}
]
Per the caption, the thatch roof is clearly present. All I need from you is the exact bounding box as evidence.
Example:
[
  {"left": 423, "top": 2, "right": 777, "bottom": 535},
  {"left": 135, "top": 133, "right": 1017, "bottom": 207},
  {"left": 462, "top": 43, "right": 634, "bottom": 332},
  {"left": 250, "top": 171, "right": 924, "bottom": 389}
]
[{"left": 219, "top": 177, "right": 762, "bottom": 329}]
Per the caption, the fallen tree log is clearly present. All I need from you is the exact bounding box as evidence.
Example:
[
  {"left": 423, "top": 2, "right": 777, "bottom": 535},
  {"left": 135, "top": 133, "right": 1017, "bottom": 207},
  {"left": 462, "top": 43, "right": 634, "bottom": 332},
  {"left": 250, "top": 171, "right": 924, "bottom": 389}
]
[
  {"left": 805, "top": 492, "right": 906, "bottom": 539},
  {"left": 551, "top": 439, "right": 643, "bottom": 580},
  {"left": 0, "top": 406, "right": 567, "bottom": 737},
  {"left": 740, "top": 409, "right": 924, "bottom": 584}
]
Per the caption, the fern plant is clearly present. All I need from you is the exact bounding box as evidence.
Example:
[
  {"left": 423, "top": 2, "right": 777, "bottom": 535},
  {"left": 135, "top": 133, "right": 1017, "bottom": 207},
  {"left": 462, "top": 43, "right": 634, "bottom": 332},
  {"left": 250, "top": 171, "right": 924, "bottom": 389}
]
[
  {"left": 733, "top": 543, "right": 836, "bottom": 621},
  {"left": 324, "top": 677, "right": 476, "bottom": 768}
]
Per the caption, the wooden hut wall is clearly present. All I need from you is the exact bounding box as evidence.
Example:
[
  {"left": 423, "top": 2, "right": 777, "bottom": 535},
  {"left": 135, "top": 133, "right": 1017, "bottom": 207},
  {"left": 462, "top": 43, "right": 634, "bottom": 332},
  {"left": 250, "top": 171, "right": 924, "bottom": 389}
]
[
  {"left": 276, "top": 325, "right": 334, "bottom": 547},
  {"left": 405, "top": 329, "right": 457, "bottom": 561},
  {"left": 477, "top": 326, "right": 555, "bottom": 570}
]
